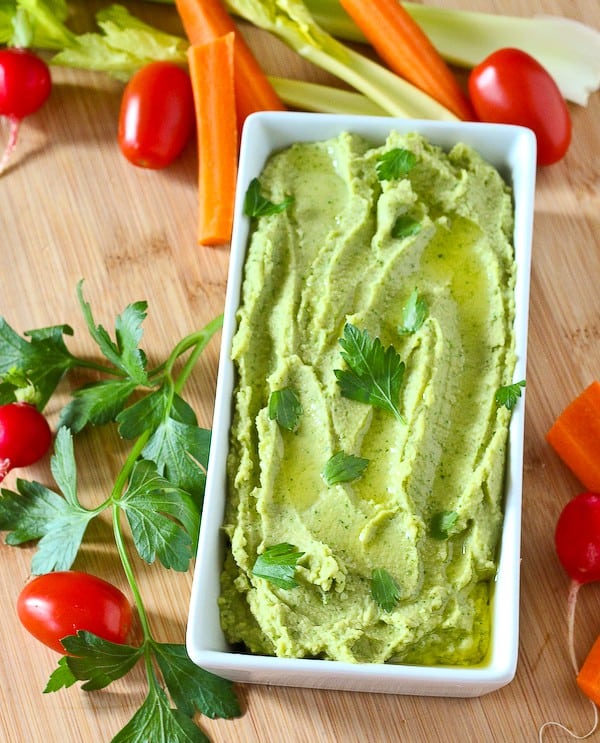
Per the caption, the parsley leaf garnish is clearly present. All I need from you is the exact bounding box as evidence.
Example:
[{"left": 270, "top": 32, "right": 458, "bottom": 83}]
[
  {"left": 44, "top": 656, "right": 79, "bottom": 692},
  {"left": 58, "top": 379, "right": 139, "bottom": 433},
  {"left": 0, "top": 477, "right": 94, "bottom": 574},
  {"left": 495, "top": 379, "right": 526, "bottom": 410},
  {"left": 117, "top": 459, "right": 199, "bottom": 571},
  {"left": 429, "top": 510, "right": 459, "bottom": 540},
  {"left": 142, "top": 407, "right": 211, "bottom": 496},
  {"left": 109, "top": 684, "right": 210, "bottom": 743},
  {"left": 252, "top": 543, "right": 305, "bottom": 589},
  {"left": 0, "top": 319, "right": 75, "bottom": 407},
  {"left": 0, "top": 428, "right": 96, "bottom": 574},
  {"left": 46, "top": 632, "right": 144, "bottom": 692},
  {"left": 116, "top": 385, "right": 171, "bottom": 439},
  {"left": 391, "top": 214, "right": 422, "bottom": 239},
  {"left": 322, "top": 451, "right": 369, "bottom": 486},
  {"left": 334, "top": 323, "right": 405, "bottom": 422},
  {"left": 375, "top": 147, "right": 417, "bottom": 181},
  {"left": 371, "top": 568, "right": 401, "bottom": 612},
  {"left": 152, "top": 642, "right": 240, "bottom": 719},
  {"left": 399, "top": 289, "right": 428, "bottom": 335},
  {"left": 244, "top": 177, "right": 294, "bottom": 217},
  {"left": 45, "top": 634, "right": 240, "bottom": 737},
  {"left": 268, "top": 387, "right": 303, "bottom": 432},
  {"left": 77, "top": 280, "right": 149, "bottom": 386},
  {"left": 0, "top": 286, "right": 239, "bottom": 738}
]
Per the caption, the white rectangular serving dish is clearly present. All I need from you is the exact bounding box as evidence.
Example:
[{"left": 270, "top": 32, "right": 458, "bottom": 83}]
[{"left": 187, "top": 112, "right": 536, "bottom": 697}]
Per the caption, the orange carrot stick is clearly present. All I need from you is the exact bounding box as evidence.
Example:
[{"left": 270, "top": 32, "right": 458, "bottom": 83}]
[
  {"left": 546, "top": 381, "right": 600, "bottom": 493},
  {"left": 338, "top": 0, "right": 474, "bottom": 121},
  {"left": 174, "top": 0, "right": 284, "bottom": 125},
  {"left": 188, "top": 33, "right": 238, "bottom": 246},
  {"left": 577, "top": 635, "right": 600, "bottom": 705}
]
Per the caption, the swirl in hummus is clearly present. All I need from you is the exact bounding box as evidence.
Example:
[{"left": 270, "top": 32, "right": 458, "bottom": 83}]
[{"left": 219, "top": 130, "right": 516, "bottom": 666}]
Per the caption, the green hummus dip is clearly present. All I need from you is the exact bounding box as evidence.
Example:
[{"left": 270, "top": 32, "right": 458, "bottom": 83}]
[{"left": 219, "top": 130, "right": 516, "bottom": 666}]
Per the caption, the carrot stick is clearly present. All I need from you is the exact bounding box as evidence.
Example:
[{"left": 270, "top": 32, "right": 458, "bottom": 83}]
[
  {"left": 174, "top": 0, "right": 284, "bottom": 125},
  {"left": 188, "top": 33, "right": 237, "bottom": 246},
  {"left": 578, "top": 635, "right": 600, "bottom": 704},
  {"left": 546, "top": 381, "right": 600, "bottom": 493},
  {"left": 338, "top": 0, "right": 474, "bottom": 121}
]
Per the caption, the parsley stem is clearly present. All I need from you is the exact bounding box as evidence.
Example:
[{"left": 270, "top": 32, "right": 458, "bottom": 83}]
[
  {"left": 103, "top": 316, "right": 223, "bottom": 642},
  {"left": 112, "top": 429, "right": 151, "bottom": 503},
  {"left": 148, "top": 314, "right": 223, "bottom": 386},
  {"left": 71, "top": 357, "right": 128, "bottom": 377},
  {"left": 173, "top": 314, "right": 223, "bottom": 393},
  {"left": 112, "top": 497, "right": 154, "bottom": 640},
  {"left": 108, "top": 428, "right": 155, "bottom": 639}
]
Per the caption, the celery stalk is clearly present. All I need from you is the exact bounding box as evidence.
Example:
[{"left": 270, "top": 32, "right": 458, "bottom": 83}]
[
  {"left": 269, "top": 76, "right": 387, "bottom": 116},
  {"left": 17, "top": 0, "right": 77, "bottom": 50},
  {"left": 303, "top": 0, "right": 600, "bottom": 106},
  {"left": 224, "top": 0, "right": 457, "bottom": 121}
]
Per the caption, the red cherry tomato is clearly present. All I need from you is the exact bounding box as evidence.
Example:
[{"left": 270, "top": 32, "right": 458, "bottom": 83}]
[
  {"left": 17, "top": 571, "right": 133, "bottom": 654},
  {"left": 118, "top": 61, "right": 195, "bottom": 170},
  {"left": 468, "top": 48, "right": 571, "bottom": 166}
]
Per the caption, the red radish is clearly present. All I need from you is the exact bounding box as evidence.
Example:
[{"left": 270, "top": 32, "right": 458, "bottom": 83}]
[
  {"left": 0, "top": 402, "right": 52, "bottom": 481},
  {"left": 538, "top": 493, "right": 600, "bottom": 740},
  {"left": 0, "top": 47, "right": 51, "bottom": 174},
  {"left": 555, "top": 492, "right": 600, "bottom": 674}
]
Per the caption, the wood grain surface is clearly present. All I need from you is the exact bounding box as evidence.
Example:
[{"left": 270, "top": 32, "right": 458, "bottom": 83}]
[{"left": 1, "top": 1, "right": 599, "bottom": 741}]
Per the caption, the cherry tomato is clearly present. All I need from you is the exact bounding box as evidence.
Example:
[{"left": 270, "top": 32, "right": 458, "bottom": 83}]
[
  {"left": 17, "top": 571, "right": 133, "bottom": 654},
  {"left": 468, "top": 48, "right": 571, "bottom": 166},
  {"left": 118, "top": 61, "right": 195, "bottom": 170}
]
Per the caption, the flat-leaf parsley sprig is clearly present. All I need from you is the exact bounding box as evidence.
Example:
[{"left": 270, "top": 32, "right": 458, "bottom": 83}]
[
  {"left": 0, "top": 282, "right": 240, "bottom": 741},
  {"left": 495, "top": 379, "right": 526, "bottom": 410},
  {"left": 334, "top": 323, "right": 406, "bottom": 422}
]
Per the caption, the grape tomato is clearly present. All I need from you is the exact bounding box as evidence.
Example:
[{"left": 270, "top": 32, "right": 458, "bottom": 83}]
[
  {"left": 468, "top": 47, "right": 571, "bottom": 166},
  {"left": 118, "top": 61, "right": 195, "bottom": 170},
  {"left": 17, "top": 571, "right": 133, "bottom": 654}
]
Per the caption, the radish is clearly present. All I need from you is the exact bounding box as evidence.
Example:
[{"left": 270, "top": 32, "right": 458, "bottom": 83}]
[
  {"left": 0, "top": 401, "right": 52, "bottom": 481},
  {"left": 539, "top": 492, "right": 600, "bottom": 741},
  {"left": 0, "top": 47, "right": 51, "bottom": 175},
  {"left": 555, "top": 492, "right": 600, "bottom": 674}
]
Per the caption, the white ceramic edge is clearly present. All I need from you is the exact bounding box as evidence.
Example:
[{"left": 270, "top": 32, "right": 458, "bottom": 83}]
[{"left": 187, "top": 112, "right": 537, "bottom": 697}]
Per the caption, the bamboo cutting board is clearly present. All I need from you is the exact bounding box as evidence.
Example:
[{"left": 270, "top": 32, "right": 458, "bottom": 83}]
[{"left": 1, "top": 1, "right": 599, "bottom": 741}]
